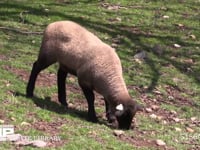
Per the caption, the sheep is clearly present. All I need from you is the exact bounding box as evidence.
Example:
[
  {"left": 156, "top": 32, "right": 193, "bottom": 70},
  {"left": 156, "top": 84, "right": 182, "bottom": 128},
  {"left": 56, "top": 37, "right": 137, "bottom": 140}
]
[{"left": 26, "top": 21, "right": 142, "bottom": 129}]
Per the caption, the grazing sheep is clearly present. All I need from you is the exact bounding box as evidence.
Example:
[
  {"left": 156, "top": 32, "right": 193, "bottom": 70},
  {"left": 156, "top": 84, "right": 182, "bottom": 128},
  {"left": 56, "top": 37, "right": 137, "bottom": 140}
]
[{"left": 26, "top": 21, "right": 142, "bottom": 129}]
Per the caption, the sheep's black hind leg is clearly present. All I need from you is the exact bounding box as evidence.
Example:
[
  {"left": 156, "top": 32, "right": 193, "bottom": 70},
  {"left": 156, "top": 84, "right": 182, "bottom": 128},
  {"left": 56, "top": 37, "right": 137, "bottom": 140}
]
[
  {"left": 80, "top": 86, "right": 98, "bottom": 122},
  {"left": 57, "top": 67, "right": 68, "bottom": 107},
  {"left": 26, "top": 61, "right": 50, "bottom": 97}
]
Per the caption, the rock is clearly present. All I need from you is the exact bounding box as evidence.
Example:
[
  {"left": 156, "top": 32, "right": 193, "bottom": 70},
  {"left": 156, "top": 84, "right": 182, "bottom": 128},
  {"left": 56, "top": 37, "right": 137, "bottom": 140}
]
[
  {"left": 189, "top": 34, "right": 196, "bottom": 39},
  {"left": 184, "top": 59, "right": 193, "bottom": 64},
  {"left": 32, "top": 140, "right": 47, "bottom": 148},
  {"left": 111, "top": 43, "right": 118, "bottom": 48},
  {"left": 163, "top": 15, "right": 169, "bottom": 19},
  {"left": 152, "top": 44, "right": 164, "bottom": 55},
  {"left": 173, "top": 44, "right": 181, "bottom": 48},
  {"left": 172, "top": 117, "right": 180, "bottom": 123},
  {"left": 68, "top": 103, "right": 74, "bottom": 108},
  {"left": 15, "top": 140, "right": 32, "bottom": 146},
  {"left": 149, "top": 114, "right": 157, "bottom": 119},
  {"left": 156, "top": 139, "right": 166, "bottom": 146},
  {"left": 116, "top": 17, "right": 122, "bottom": 22},
  {"left": 44, "top": 8, "right": 49, "bottom": 13},
  {"left": 21, "top": 121, "right": 31, "bottom": 126},
  {"left": 174, "top": 127, "right": 182, "bottom": 132},
  {"left": 6, "top": 134, "right": 22, "bottom": 142},
  {"left": 145, "top": 108, "right": 153, "bottom": 113},
  {"left": 190, "top": 117, "right": 197, "bottom": 122},
  {"left": 175, "top": 23, "right": 184, "bottom": 27},
  {"left": 113, "top": 130, "right": 124, "bottom": 136},
  {"left": 153, "top": 90, "right": 162, "bottom": 95},
  {"left": 157, "top": 116, "right": 163, "bottom": 120},
  {"left": 170, "top": 110, "right": 177, "bottom": 115},
  {"left": 186, "top": 127, "right": 194, "bottom": 133},
  {"left": 134, "top": 51, "right": 147, "bottom": 62},
  {"left": 162, "top": 120, "right": 167, "bottom": 125},
  {"left": 168, "top": 95, "right": 174, "bottom": 100},
  {"left": 0, "top": 119, "right": 5, "bottom": 123},
  {"left": 151, "top": 105, "right": 159, "bottom": 110},
  {"left": 11, "top": 117, "right": 16, "bottom": 121}
]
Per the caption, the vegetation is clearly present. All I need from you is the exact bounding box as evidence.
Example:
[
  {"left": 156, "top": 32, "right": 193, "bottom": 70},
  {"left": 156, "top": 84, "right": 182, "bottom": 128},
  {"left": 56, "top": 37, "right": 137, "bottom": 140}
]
[{"left": 0, "top": 0, "right": 199, "bottom": 149}]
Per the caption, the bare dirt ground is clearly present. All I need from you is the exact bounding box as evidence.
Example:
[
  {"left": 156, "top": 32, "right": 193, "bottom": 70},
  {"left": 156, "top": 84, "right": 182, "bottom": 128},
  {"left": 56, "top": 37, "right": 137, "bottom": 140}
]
[{"left": 3, "top": 64, "right": 199, "bottom": 149}]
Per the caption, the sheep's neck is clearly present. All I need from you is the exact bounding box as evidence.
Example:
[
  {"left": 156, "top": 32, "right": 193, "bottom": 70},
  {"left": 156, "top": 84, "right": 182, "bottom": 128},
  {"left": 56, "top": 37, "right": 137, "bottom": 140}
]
[{"left": 105, "top": 76, "right": 130, "bottom": 104}]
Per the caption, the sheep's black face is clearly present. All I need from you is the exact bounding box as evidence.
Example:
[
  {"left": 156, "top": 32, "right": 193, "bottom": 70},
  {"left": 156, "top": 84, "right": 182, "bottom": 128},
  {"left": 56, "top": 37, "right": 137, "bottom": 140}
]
[
  {"left": 116, "top": 109, "right": 135, "bottom": 130},
  {"left": 115, "top": 101, "right": 141, "bottom": 130}
]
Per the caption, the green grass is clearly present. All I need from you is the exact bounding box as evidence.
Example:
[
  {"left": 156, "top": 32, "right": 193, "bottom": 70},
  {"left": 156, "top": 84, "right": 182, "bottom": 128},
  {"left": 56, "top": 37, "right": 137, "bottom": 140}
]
[{"left": 0, "top": 0, "right": 200, "bottom": 149}]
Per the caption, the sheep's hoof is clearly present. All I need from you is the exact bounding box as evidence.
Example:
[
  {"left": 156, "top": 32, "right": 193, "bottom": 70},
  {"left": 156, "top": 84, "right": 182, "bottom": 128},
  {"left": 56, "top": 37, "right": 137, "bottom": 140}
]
[
  {"left": 88, "top": 117, "right": 98, "bottom": 123},
  {"left": 26, "top": 93, "right": 33, "bottom": 98},
  {"left": 60, "top": 101, "right": 68, "bottom": 107}
]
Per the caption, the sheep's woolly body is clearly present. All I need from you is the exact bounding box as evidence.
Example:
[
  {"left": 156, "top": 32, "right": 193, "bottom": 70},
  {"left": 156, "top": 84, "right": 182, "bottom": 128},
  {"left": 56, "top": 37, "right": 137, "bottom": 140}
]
[{"left": 40, "top": 21, "right": 129, "bottom": 103}]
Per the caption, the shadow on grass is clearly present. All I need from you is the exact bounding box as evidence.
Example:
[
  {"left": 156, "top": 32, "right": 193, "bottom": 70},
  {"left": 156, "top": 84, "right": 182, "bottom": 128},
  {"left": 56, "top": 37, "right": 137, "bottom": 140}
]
[
  {"left": 0, "top": 1, "right": 200, "bottom": 92},
  {"left": 16, "top": 92, "right": 109, "bottom": 127}
]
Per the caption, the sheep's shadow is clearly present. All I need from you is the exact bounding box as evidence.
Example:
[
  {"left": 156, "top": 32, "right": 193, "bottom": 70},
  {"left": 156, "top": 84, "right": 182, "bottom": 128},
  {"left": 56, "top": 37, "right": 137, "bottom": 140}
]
[{"left": 16, "top": 92, "right": 109, "bottom": 127}]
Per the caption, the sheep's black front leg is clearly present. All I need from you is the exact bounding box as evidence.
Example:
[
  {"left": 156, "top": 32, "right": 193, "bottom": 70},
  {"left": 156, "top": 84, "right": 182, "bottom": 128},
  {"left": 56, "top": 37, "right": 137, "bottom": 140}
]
[
  {"left": 57, "top": 67, "right": 68, "bottom": 107},
  {"left": 105, "top": 100, "right": 110, "bottom": 120},
  {"left": 80, "top": 86, "right": 98, "bottom": 122}
]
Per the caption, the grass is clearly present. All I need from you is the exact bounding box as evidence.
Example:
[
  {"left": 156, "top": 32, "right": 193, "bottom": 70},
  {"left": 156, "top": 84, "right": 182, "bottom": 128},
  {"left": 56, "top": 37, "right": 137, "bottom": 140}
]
[{"left": 0, "top": 0, "right": 200, "bottom": 149}]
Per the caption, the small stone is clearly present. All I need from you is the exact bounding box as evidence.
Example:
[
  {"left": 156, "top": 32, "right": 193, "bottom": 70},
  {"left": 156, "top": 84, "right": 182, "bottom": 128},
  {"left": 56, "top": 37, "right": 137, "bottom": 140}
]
[
  {"left": 173, "top": 44, "right": 181, "bottom": 48},
  {"left": 168, "top": 95, "right": 174, "bottom": 100},
  {"left": 153, "top": 90, "right": 162, "bottom": 94},
  {"left": 116, "top": 17, "right": 121, "bottom": 22},
  {"left": 68, "top": 103, "right": 74, "bottom": 108},
  {"left": 190, "top": 117, "right": 197, "bottom": 122},
  {"left": 15, "top": 140, "right": 32, "bottom": 146},
  {"left": 157, "top": 116, "right": 163, "bottom": 120},
  {"left": 174, "top": 127, "right": 182, "bottom": 132},
  {"left": 184, "top": 59, "right": 193, "bottom": 64},
  {"left": 0, "top": 119, "right": 5, "bottom": 124},
  {"left": 134, "top": 51, "right": 147, "bottom": 61},
  {"left": 186, "top": 127, "right": 194, "bottom": 133},
  {"left": 111, "top": 43, "right": 118, "bottom": 48},
  {"left": 44, "top": 8, "right": 49, "bottom": 12},
  {"left": 21, "top": 122, "right": 31, "bottom": 126},
  {"left": 189, "top": 34, "right": 196, "bottom": 39},
  {"left": 153, "top": 99, "right": 157, "bottom": 102},
  {"left": 163, "top": 15, "right": 169, "bottom": 19},
  {"left": 162, "top": 120, "right": 167, "bottom": 124},
  {"left": 145, "top": 108, "right": 153, "bottom": 113},
  {"left": 113, "top": 130, "right": 124, "bottom": 136},
  {"left": 11, "top": 117, "right": 16, "bottom": 121},
  {"left": 6, "top": 134, "right": 22, "bottom": 142},
  {"left": 176, "top": 23, "right": 184, "bottom": 27},
  {"left": 150, "top": 114, "right": 157, "bottom": 119},
  {"left": 32, "top": 140, "right": 47, "bottom": 148},
  {"left": 156, "top": 139, "right": 166, "bottom": 146},
  {"left": 151, "top": 105, "right": 159, "bottom": 110},
  {"left": 172, "top": 117, "right": 180, "bottom": 123},
  {"left": 170, "top": 110, "right": 177, "bottom": 115}
]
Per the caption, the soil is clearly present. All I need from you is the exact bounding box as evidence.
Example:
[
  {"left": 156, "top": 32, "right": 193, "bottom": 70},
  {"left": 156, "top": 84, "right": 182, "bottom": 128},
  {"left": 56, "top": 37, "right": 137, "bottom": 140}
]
[
  {"left": 2, "top": 65, "right": 199, "bottom": 149},
  {"left": 3, "top": 65, "right": 57, "bottom": 87}
]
